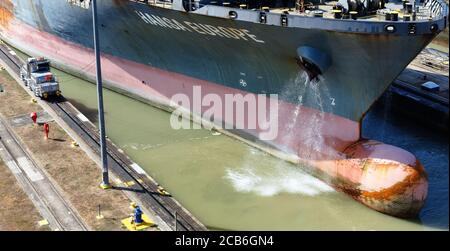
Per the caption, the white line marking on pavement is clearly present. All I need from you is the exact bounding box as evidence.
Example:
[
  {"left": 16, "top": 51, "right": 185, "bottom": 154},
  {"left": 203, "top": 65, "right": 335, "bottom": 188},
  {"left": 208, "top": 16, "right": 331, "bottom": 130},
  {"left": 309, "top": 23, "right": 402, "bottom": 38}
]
[
  {"left": 130, "top": 163, "right": 146, "bottom": 174},
  {"left": 6, "top": 160, "right": 22, "bottom": 174},
  {"left": 17, "top": 157, "right": 44, "bottom": 182},
  {"left": 77, "top": 113, "right": 89, "bottom": 122},
  {"left": 8, "top": 50, "right": 16, "bottom": 56}
]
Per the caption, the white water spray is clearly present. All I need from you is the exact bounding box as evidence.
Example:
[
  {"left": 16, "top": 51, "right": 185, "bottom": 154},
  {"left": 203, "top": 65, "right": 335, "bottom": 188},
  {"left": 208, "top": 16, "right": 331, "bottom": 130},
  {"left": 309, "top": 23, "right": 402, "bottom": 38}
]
[
  {"left": 224, "top": 157, "right": 334, "bottom": 197},
  {"left": 280, "top": 71, "right": 339, "bottom": 159}
]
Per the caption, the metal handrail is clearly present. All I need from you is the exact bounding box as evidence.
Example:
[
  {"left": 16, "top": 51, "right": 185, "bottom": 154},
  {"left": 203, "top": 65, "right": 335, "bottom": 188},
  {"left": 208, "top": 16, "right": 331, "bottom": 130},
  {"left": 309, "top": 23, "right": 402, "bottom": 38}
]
[
  {"left": 66, "top": 0, "right": 91, "bottom": 9},
  {"left": 424, "top": 0, "right": 448, "bottom": 19},
  {"left": 132, "top": 0, "right": 448, "bottom": 21}
]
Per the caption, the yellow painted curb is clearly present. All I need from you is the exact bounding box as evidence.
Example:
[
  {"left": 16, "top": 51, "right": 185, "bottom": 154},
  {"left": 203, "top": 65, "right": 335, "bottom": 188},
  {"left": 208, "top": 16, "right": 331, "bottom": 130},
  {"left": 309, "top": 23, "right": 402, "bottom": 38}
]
[
  {"left": 38, "top": 219, "right": 49, "bottom": 227},
  {"left": 123, "top": 181, "right": 135, "bottom": 187}
]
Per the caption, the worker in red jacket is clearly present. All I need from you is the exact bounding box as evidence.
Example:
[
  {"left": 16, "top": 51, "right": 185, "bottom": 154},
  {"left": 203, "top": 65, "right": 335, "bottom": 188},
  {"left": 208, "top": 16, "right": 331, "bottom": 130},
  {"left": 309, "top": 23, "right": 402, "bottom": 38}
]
[
  {"left": 30, "top": 112, "right": 37, "bottom": 124},
  {"left": 43, "top": 123, "right": 49, "bottom": 140}
]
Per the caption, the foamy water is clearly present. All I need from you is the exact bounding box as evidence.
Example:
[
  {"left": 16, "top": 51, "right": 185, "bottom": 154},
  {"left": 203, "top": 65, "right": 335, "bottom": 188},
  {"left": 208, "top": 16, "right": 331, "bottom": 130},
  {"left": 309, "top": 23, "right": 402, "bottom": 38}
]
[
  {"left": 224, "top": 156, "right": 335, "bottom": 197},
  {"left": 122, "top": 135, "right": 212, "bottom": 150}
]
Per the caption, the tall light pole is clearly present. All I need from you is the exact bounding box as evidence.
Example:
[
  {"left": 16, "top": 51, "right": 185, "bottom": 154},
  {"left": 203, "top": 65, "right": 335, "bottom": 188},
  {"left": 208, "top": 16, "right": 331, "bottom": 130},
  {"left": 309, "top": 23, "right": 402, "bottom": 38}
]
[{"left": 92, "top": 0, "right": 110, "bottom": 189}]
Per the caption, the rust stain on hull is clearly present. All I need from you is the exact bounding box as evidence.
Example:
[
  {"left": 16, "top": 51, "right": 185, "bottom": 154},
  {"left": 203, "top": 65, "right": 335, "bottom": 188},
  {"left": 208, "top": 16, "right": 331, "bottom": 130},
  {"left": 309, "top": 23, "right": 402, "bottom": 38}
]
[
  {"left": 332, "top": 140, "right": 428, "bottom": 217},
  {"left": 358, "top": 160, "right": 428, "bottom": 218},
  {"left": 0, "top": 0, "right": 13, "bottom": 28},
  {"left": 361, "top": 160, "right": 427, "bottom": 201},
  {"left": 302, "top": 139, "right": 428, "bottom": 218}
]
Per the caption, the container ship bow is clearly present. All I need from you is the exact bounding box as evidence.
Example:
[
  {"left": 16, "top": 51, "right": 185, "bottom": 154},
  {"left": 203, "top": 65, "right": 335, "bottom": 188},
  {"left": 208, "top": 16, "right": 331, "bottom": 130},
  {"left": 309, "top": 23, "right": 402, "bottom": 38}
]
[{"left": 1, "top": 0, "right": 447, "bottom": 217}]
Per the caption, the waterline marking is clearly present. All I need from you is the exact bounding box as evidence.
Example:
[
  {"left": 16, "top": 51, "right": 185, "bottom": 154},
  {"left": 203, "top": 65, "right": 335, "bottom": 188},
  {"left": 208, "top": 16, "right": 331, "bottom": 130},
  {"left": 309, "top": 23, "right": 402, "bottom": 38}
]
[{"left": 169, "top": 86, "right": 279, "bottom": 141}]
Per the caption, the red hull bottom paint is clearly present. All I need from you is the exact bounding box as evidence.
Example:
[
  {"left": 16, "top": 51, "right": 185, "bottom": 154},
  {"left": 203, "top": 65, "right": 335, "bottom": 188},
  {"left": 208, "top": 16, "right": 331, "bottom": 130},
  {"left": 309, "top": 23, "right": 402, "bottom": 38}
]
[{"left": 0, "top": 20, "right": 428, "bottom": 217}]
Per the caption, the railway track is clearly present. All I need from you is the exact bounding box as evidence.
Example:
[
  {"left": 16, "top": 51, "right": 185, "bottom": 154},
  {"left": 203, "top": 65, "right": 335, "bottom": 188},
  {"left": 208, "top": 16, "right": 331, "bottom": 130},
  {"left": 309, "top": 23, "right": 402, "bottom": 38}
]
[
  {"left": 0, "top": 42, "right": 206, "bottom": 231},
  {"left": 0, "top": 116, "right": 89, "bottom": 231}
]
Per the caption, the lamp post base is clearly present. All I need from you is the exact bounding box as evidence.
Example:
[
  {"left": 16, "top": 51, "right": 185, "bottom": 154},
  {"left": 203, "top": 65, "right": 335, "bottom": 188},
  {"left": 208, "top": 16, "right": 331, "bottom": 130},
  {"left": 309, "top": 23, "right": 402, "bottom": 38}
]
[{"left": 99, "top": 182, "right": 112, "bottom": 190}]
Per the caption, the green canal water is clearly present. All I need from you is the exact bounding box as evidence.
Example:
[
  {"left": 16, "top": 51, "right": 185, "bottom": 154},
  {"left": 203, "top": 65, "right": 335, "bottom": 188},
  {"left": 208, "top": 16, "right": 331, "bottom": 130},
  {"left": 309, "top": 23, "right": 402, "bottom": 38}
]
[{"left": 14, "top": 50, "right": 447, "bottom": 230}]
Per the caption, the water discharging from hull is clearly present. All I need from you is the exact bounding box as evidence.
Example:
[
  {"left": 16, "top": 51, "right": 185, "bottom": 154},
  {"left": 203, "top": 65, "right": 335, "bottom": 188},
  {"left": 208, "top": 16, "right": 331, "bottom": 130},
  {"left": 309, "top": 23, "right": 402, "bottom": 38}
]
[
  {"left": 280, "top": 71, "right": 339, "bottom": 159},
  {"left": 225, "top": 71, "right": 338, "bottom": 197}
]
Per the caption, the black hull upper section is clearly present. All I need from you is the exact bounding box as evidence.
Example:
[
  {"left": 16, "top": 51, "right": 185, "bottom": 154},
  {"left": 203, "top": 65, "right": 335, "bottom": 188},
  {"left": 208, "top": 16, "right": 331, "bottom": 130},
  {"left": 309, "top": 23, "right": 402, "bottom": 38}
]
[{"left": 1, "top": 0, "right": 442, "bottom": 121}]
